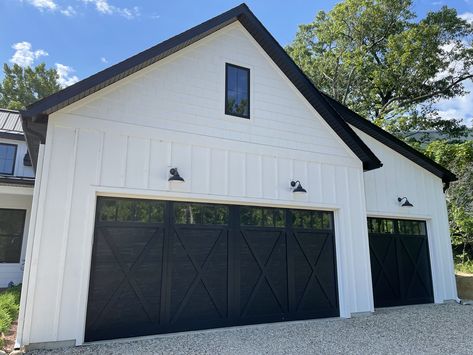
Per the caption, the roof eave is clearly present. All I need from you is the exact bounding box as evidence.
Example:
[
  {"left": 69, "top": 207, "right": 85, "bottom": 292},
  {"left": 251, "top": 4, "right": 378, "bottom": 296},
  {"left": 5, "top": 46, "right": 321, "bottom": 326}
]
[{"left": 320, "top": 93, "right": 457, "bottom": 183}]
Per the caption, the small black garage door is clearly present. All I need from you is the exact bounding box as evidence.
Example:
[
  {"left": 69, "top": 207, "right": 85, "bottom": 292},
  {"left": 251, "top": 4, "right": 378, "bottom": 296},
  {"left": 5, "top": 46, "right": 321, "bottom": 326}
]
[
  {"left": 85, "top": 197, "right": 338, "bottom": 341},
  {"left": 368, "top": 218, "right": 434, "bottom": 308}
]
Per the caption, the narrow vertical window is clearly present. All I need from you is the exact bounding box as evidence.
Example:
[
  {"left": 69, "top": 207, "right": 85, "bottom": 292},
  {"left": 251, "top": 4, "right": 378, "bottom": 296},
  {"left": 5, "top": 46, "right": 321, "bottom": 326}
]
[{"left": 225, "top": 63, "right": 250, "bottom": 118}]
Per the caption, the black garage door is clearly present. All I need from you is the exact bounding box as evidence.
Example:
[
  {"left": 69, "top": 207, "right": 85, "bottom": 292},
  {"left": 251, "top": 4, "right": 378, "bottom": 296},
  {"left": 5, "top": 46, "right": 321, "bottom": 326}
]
[
  {"left": 368, "top": 218, "right": 434, "bottom": 308},
  {"left": 85, "top": 197, "right": 339, "bottom": 341}
]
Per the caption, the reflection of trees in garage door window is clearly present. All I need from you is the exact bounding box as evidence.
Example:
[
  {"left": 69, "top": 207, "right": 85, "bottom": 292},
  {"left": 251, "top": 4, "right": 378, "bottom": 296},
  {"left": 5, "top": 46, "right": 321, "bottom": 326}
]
[
  {"left": 240, "top": 207, "right": 284, "bottom": 227},
  {"left": 368, "top": 218, "right": 426, "bottom": 236},
  {"left": 97, "top": 197, "right": 164, "bottom": 223},
  {"left": 368, "top": 219, "right": 395, "bottom": 234},
  {"left": 398, "top": 220, "right": 426, "bottom": 236},
  {"left": 174, "top": 203, "right": 229, "bottom": 225},
  {"left": 291, "top": 210, "right": 332, "bottom": 230}
]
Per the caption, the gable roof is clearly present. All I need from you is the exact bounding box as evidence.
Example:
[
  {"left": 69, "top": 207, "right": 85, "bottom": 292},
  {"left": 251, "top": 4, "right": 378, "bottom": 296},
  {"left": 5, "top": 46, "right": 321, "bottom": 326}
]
[
  {"left": 321, "top": 93, "right": 456, "bottom": 183},
  {"left": 21, "top": 3, "right": 382, "bottom": 172}
]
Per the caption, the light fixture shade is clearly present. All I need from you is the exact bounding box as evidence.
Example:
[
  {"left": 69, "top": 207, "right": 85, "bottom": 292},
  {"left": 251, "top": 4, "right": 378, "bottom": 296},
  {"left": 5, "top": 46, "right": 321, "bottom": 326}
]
[
  {"left": 291, "top": 180, "right": 307, "bottom": 194},
  {"left": 169, "top": 168, "right": 184, "bottom": 182},
  {"left": 398, "top": 197, "right": 413, "bottom": 207}
]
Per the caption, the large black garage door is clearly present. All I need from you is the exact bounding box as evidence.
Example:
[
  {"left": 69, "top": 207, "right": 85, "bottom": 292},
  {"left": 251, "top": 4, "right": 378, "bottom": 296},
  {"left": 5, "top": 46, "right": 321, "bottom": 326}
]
[
  {"left": 368, "top": 218, "right": 434, "bottom": 308},
  {"left": 85, "top": 197, "right": 338, "bottom": 341}
]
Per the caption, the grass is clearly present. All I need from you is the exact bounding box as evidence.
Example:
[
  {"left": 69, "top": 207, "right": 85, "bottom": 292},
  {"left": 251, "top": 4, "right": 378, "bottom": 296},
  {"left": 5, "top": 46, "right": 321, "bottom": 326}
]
[
  {"left": 455, "top": 260, "right": 473, "bottom": 275},
  {"left": 0, "top": 285, "right": 21, "bottom": 349}
]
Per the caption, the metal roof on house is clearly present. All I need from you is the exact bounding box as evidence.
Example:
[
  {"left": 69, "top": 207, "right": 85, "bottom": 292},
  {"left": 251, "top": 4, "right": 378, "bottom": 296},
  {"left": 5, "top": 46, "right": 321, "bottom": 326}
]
[{"left": 0, "top": 109, "right": 23, "bottom": 133}]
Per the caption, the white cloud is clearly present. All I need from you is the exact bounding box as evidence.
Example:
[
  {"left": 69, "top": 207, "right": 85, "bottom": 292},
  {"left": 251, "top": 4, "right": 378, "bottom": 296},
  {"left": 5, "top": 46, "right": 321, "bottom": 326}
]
[
  {"left": 459, "top": 12, "right": 473, "bottom": 23},
  {"left": 60, "top": 5, "right": 76, "bottom": 16},
  {"left": 435, "top": 80, "right": 473, "bottom": 127},
  {"left": 55, "top": 63, "right": 79, "bottom": 87},
  {"left": 81, "top": 0, "right": 140, "bottom": 19},
  {"left": 100, "top": 57, "right": 108, "bottom": 64},
  {"left": 25, "top": 0, "right": 57, "bottom": 11},
  {"left": 20, "top": 0, "right": 78, "bottom": 16},
  {"left": 9, "top": 41, "right": 48, "bottom": 67}
]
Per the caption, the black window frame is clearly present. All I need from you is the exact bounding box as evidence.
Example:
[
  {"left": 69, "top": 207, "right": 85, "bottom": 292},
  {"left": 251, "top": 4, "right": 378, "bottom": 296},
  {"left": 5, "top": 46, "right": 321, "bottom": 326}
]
[
  {"left": 0, "top": 143, "right": 17, "bottom": 175},
  {"left": 0, "top": 208, "right": 26, "bottom": 264},
  {"left": 225, "top": 63, "right": 250, "bottom": 119}
]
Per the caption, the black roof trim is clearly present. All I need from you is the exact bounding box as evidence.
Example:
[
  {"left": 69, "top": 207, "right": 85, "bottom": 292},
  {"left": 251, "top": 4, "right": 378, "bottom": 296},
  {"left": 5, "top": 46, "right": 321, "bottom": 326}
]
[
  {"left": 321, "top": 93, "right": 457, "bottom": 183},
  {"left": 21, "top": 3, "right": 382, "bottom": 171}
]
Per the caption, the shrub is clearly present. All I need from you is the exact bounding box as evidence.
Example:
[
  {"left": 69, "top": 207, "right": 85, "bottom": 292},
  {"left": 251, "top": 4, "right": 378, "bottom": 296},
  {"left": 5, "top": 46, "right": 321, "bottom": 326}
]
[{"left": 0, "top": 284, "right": 22, "bottom": 348}]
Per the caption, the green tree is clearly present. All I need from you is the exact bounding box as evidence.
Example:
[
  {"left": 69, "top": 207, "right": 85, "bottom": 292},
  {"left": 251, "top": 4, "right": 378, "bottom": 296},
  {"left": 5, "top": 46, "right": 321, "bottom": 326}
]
[
  {"left": 286, "top": 0, "right": 472, "bottom": 135},
  {"left": 0, "top": 63, "right": 61, "bottom": 110},
  {"left": 425, "top": 140, "right": 473, "bottom": 267}
]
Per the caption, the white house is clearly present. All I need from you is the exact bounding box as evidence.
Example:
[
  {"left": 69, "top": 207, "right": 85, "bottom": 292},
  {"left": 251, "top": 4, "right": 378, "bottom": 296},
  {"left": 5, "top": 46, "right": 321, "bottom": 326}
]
[
  {"left": 0, "top": 109, "right": 35, "bottom": 287},
  {"left": 17, "top": 4, "right": 457, "bottom": 349}
]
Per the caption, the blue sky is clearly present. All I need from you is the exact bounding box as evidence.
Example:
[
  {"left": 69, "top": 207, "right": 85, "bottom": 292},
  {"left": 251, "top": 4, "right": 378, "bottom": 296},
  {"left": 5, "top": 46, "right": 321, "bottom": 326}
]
[{"left": 1, "top": 0, "right": 472, "bottom": 125}]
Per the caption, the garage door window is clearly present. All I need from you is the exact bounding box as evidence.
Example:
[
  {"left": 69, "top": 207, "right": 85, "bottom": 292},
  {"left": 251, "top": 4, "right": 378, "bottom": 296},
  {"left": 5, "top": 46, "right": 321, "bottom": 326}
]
[
  {"left": 174, "top": 203, "right": 228, "bottom": 225},
  {"left": 0, "top": 209, "right": 26, "bottom": 263},
  {"left": 368, "top": 218, "right": 395, "bottom": 234},
  {"left": 398, "top": 220, "right": 426, "bottom": 235},
  {"left": 292, "top": 210, "right": 332, "bottom": 230},
  {"left": 240, "top": 206, "right": 284, "bottom": 227},
  {"left": 98, "top": 198, "right": 164, "bottom": 223}
]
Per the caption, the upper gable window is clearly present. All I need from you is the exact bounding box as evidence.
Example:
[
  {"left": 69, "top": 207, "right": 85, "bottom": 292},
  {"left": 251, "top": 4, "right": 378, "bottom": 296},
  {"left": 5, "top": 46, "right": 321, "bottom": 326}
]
[
  {"left": 0, "top": 143, "right": 17, "bottom": 175},
  {"left": 225, "top": 63, "right": 250, "bottom": 118}
]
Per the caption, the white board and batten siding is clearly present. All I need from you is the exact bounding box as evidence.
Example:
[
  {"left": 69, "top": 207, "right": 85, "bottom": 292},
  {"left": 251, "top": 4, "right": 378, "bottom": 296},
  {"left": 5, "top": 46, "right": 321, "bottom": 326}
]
[
  {"left": 20, "top": 22, "right": 374, "bottom": 346},
  {"left": 356, "top": 128, "right": 457, "bottom": 303}
]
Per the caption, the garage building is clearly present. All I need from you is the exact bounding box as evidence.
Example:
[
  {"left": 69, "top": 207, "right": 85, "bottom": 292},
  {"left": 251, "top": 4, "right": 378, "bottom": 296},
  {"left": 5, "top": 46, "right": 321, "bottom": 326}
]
[{"left": 18, "top": 3, "right": 457, "bottom": 348}]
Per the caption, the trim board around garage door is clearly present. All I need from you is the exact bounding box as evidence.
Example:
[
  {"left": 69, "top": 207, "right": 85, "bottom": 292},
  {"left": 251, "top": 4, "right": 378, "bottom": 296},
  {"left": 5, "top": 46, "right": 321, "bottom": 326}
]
[{"left": 85, "top": 197, "right": 339, "bottom": 342}]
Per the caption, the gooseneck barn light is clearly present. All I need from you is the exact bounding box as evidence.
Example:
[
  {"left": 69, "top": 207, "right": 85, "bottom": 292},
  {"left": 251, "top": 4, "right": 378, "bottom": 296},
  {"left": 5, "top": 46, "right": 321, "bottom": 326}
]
[
  {"left": 290, "top": 180, "right": 307, "bottom": 194},
  {"left": 398, "top": 197, "right": 413, "bottom": 207},
  {"left": 168, "top": 168, "right": 185, "bottom": 182}
]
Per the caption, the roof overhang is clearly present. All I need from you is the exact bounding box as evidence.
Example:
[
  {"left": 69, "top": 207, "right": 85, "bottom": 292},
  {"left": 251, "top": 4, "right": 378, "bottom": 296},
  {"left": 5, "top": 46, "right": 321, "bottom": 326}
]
[{"left": 321, "top": 93, "right": 457, "bottom": 183}]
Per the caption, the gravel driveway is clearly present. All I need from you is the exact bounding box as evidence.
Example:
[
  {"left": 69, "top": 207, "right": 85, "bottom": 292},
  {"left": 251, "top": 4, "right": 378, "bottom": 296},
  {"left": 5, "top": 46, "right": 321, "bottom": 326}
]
[{"left": 30, "top": 303, "right": 472, "bottom": 355}]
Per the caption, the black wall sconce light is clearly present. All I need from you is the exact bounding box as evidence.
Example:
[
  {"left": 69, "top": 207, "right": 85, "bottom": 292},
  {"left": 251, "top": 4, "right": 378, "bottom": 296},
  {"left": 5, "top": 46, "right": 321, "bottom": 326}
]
[
  {"left": 168, "top": 168, "right": 184, "bottom": 182},
  {"left": 398, "top": 197, "right": 413, "bottom": 207},
  {"left": 290, "top": 180, "right": 307, "bottom": 194}
]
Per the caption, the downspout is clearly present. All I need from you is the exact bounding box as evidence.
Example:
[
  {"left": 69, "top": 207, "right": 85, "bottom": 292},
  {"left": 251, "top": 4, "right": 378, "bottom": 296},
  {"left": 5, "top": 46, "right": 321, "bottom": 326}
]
[{"left": 21, "top": 115, "right": 47, "bottom": 172}]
